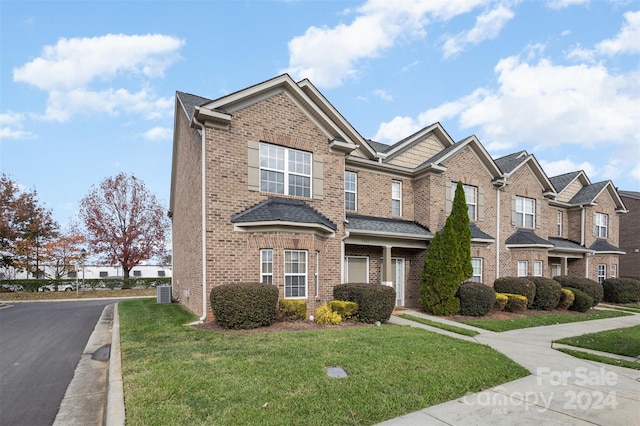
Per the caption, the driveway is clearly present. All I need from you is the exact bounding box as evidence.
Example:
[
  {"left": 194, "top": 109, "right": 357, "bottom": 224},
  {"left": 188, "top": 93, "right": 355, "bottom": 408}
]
[{"left": 0, "top": 300, "right": 118, "bottom": 426}]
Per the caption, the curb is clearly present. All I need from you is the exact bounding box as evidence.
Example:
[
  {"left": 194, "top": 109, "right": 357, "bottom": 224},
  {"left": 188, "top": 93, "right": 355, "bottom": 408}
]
[{"left": 106, "top": 303, "right": 125, "bottom": 425}]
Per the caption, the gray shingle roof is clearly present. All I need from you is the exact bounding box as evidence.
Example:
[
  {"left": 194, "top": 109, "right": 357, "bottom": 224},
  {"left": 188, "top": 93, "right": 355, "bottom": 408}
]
[
  {"left": 549, "top": 171, "right": 581, "bottom": 193},
  {"left": 619, "top": 190, "right": 640, "bottom": 200},
  {"left": 470, "top": 223, "right": 494, "bottom": 241},
  {"left": 505, "top": 229, "right": 553, "bottom": 246},
  {"left": 548, "top": 237, "right": 589, "bottom": 251},
  {"left": 346, "top": 214, "right": 432, "bottom": 238},
  {"left": 589, "top": 239, "right": 624, "bottom": 253},
  {"left": 176, "top": 91, "right": 213, "bottom": 120},
  {"left": 494, "top": 151, "right": 528, "bottom": 173},
  {"left": 366, "top": 139, "right": 391, "bottom": 153},
  {"left": 232, "top": 198, "right": 337, "bottom": 230},
  {"left": 569, "top": 181, "right": 608, "bottom": 205}
]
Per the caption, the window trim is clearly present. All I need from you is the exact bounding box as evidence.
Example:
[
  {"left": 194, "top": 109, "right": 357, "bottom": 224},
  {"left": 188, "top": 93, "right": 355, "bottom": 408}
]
[
  {"left": 314, "top": 251, "right": 319, "bottom": 297},
  {"left": 259, "top": 142, "right": 312, "bottom": 198},
  {"left": 517, "top": 261, "right": 528, "bottom": 277},
  {"left": 260, "top": 249, "right": 273, "bottom": 285},
  {"left": 597, "top": 263, "right": 606, "bottom": 284},
  {"left": 284, "top": 250, "right": 307, "bottom": 299},
  {"left": 471, "top": 258, "right": 483, "bottom": 283},
  {"left": 452, "top": 183, "right": 478, "bottom": 220},
  {"left": 595, "top": 213, "right": 608, "bottom": 238},
  {"left": 556, "top": 211, "right": 563, "bottom": 237},
  {"left": 345, "top": 171, "right": 357, "bottom": 211},
  {"left": 611, "top": 264, "right": 617, "bottom": 278},
  {"left": 391, "top": 180, "right": 402, "bottom": 217},
  {"left": 533, "top": 260, "right": 543, "bottom": 277},
  {"left": 515, "top": 196, "right": 535, "bottom": 228}
]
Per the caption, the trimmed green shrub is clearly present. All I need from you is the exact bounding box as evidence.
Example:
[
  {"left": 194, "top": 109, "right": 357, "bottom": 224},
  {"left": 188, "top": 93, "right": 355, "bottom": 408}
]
[
  {"left": 278, "top": 299, "right": 307, "bottom": 321},
  {"left": 328, "top": 300, "right": 358, "bottom": 320},
  {"left": 553, "top": 276, "right": 602, "bottom": 306},
  {"left": 494, "top": 293, "right": 508, "bottom": 311},
  {"left": 504, "top": 293, "right": 527, "bottom": 312},
  {"left": 333, "top": 283, "right": 395, "bottom": 323},
  {"left": 557, "top": 288, "right": 575, "bottom": 309},
  {"left": 493, "top": 277, "right": 536, "bottom": 307},
  {"left": 210, "top": 282, "right": 278, "bottom": 330},
  {"left": 602, "top": 278, "right": 640, "bottom": 303},
  {"left": 565, "top": 287, "right": 593, "bottom": 312},
  {"left": 456, "top": 282, "right": 495, "bottom": 316},
  {"left": 529, "top": 277, "right": 562, "bottom": 310},
  {"left": 315, "top": 304, "right": 341, "bottom": 325}
]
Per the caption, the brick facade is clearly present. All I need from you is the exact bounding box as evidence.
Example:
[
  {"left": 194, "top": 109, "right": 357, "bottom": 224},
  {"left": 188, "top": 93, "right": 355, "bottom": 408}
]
[{"left": 619, "top": 193, "right": 640, "bottom": 277}]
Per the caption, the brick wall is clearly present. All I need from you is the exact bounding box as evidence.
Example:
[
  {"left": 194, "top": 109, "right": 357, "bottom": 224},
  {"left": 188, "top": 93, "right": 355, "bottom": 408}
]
[{"left": 620, "top": 195, "right": 640, "bottom": 277}]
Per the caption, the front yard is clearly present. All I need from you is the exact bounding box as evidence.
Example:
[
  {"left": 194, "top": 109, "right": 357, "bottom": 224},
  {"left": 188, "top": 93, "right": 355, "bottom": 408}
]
[{"left": 119, "top": 299, "right": 529, "bottom": 426}]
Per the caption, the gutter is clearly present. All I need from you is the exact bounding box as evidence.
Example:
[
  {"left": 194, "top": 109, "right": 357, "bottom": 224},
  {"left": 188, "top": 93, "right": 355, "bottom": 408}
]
[{"left": 191, "top": 113, "right": 208, "bottom": 322}]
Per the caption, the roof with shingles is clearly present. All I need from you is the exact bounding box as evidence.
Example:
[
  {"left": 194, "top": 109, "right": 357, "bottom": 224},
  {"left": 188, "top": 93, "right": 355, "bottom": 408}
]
[
  {"left": 549, "top": 171, "right": 582, "bottom": 193},
  {"left": 569, "top": 181, "right": 609, "bottom": 205},
  {"left": 231, "top": 198, "right": 337, "bottom": 230},
  {"left": 505, "top": 229, "right": 553, "bottom": 246},
  {"left": 548, "top": 237, "right": 589, "bottom": 251},
  {"left": 619, "top": 190, "right": 640, "bottom": 200},
  {"left": 470, "top": 223, "right": 494, "bottom": 240},
  {"left": 365, "top": 139, "right": 391, "bottom": 153},
  {"left": 494, "top": 151, "right": 528, "bottom": 174},
  {"left": 176, "top": 91, "right": 213, "bottom": 119},
  {"left": 589, "top": 239, "right": 624, "bottom": 253},
  {"left": 346, "top": 214, "right": 432, "bottom": 238}
]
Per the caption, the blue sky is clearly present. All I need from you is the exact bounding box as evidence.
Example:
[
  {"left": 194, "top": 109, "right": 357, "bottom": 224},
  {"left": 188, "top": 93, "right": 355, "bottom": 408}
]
[{"left": 1, "top": 0, "right": 639, "bottom": 228}]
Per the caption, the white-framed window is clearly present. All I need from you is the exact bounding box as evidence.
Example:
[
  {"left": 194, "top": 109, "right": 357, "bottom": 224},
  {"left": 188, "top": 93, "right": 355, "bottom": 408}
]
[
  {"left": 345, "top": 171, "right": 357, "bottom": 211},
  {"left": 557, "top": 211, "right": 563, "bottom": 236},
  {"left": 471, "top": 258, "right": 483, "bottom": 283},
  {"left": 611, "top": 264, "right": 617, "bottom": 278},
  {"left": 516, "top": 196, "right": 535, "bottom": 228},
  {"left": 259, "top": 142, "right": 311, "bottom": 197},
  {"left": 517, "top": 261, "right": 528, "bottom": 277},
  {"left": 284, "top": 250, "right": 307, "bottom": 298},
  {"left": 391, "top": 180, "right": 402, "bottom": 216},
  {"left": 314, "top": 251, "right": 319, "bottom": 297},
  {"left": 597, "top": 264, "right": 606, "bottom": 284},
  {"left": 533, "top": 260, "right": 543, "bottom": 277},
  {"left": 260, "top": 249, "right": 273, "bottom": 284},
  {"left": 451, "top": 183, "right": 478, "bottom": 220},
  {"left": 595, "top": 213, "right": 608, "bottom": 238}
]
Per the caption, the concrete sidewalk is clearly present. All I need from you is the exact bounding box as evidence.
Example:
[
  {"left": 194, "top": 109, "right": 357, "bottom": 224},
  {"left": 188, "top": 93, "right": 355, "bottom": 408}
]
[{"left": 379, "top": 310, "right": 640, "bottom": 426}]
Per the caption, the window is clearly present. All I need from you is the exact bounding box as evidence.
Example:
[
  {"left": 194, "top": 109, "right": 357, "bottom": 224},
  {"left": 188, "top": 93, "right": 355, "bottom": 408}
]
[
  {"left": 551, "top": 264, "right": 561, "bottom": 277},
  {"left": 451, "top": 183, "right": 478, "bottom": 220},
  {"left": 391, "top": 180, "right": 402, "bottom": 216},
  {"left": 260, "top": 249, "right": 273, "bottom": 284},
  {"left": 344, "top": 256, "right": 369, "bottom": 283},
  {"left": 557, "top": 211, "right": 563, "bottom": 236},
  {"left": 68, "top": 272, "right": 77, "bottom": 278},
  {"left": 517, "top": 261, "right": 528, "bottom": 277},
  {"left": 314, "top": 251, "right": 319, "bottom": 297},
  {"left": 515, "top": 196, "right": 535, "bottom": 228},
  {"left": 597, "top": 264, "right": 606, "bottom": 283},
  {"left": 99, "top": 271, "right": 108, "bottom": 278},
  {"left": 595, "top": 213, "right": 608, "bottom": 238},
  {"left": 533, "top": 261, "right": 543, "bottom": 277},
  {"left": 133, "top": 270, "right": 141, "bottom": 277},
  {"left": 157, "top": 270, "right": 166, "bottom": 277},
  {"left": 259, "top": 143, "right": 311, "bottom": 197},
  {"left": 285, "top": 250, "right": 307, "bottom": 298},
  {"left": 611, "top": 264, "right": 617, "bottom": 278},
  {"left": 471, "top": 258, "right": 483, "bottom": 283},
  {"left": 345, "top": 171, "right": 357, "bottom": 210}
]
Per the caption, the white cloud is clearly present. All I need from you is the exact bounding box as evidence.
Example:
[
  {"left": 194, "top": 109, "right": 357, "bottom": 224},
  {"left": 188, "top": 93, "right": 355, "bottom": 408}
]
[
  {"left": 284, "top": 0, "right": 488, "bottom": 88},
  {"left": 546, "top": 0, "right": 588, "bottom": 10},
  {"left": 374, "top": 116, "right": 421, "bottom": 142},
  {"left": 595, "top": 10, "right": 640, "bottom": 56},
  {"left": 142, "top": 126, "right": 172, "bottom": 141},
  {"left": 442, "top": 4, "right": 515, "bottom": 58},
  {"left": 0, "top": 112, "right": 36, "bottom": 139},
  {"left": 539, "top": 159, "right": 596, "bottom": 179},
  {"left": 373, "top": 89, "right": 393, "bottom": 101},
  {"left": 12, "top": 34, "right": 183, "bottom": 122}
]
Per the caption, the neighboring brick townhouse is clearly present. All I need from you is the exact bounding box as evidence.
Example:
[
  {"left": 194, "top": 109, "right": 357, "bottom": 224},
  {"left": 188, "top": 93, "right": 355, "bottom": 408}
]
[
  {"left": 618, "top": 190, "right": 640, "bottom": 277},
  {"left": 169, "top": 74, "right": 627, "bottom": 320}
]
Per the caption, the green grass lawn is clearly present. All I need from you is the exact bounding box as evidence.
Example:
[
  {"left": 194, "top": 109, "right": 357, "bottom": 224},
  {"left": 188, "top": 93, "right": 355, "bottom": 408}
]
[
  {"left": 458, "top": 309, "right": 630, "bottom": 332},
  {"left": 555, "top": 348, "right": 640, "bottom": 370},
  {"left": 398, "top": 314, "right": 479, "bottom": 337},
  {"left": 119, "top": 299, "right": 528, "bottom": 426},
  {"left": 555, "top": 325, "right": 640, "bottom": 358}
]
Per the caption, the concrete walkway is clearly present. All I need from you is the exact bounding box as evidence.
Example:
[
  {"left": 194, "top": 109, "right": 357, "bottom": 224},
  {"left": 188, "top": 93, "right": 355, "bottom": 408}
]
[{"left": 378, "top": 310, "right": 640, "bottom": 426}]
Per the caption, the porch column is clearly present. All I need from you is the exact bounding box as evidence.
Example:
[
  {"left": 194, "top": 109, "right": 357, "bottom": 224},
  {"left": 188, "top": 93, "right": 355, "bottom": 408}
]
[
  {"left": 562, "top": 257, "right": 568, "bottom": 275},
  {"left": 382, "top": 245, "right": 393, "bottom": 286}
]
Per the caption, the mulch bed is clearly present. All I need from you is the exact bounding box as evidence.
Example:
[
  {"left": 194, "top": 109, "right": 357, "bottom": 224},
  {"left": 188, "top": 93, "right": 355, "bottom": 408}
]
[{"left": 192, "top": 319, "right": 374, "bottom": 334}]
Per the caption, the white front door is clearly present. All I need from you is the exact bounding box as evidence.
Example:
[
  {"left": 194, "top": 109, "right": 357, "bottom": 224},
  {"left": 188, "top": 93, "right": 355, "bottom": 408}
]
[{"left": 392, "top": 258, "right": 405, "bottom": 307}]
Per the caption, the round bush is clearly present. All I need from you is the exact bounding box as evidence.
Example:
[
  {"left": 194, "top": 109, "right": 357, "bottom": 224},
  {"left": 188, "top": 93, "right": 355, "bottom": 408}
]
[
  {"left": 315, "top": 303, "right": 342, "bottom": 325},
  {"left": 602, "top": 278, "right": 640, "bottom": 303},
  {"left": 557, "top": 288, "right": 575, "bottom": 309},
  {"left": 565, "top": 287, "right": 593, "bottom": 312},
  {"left": 553, "top": 276, "right": 602, "bottom": 306},
  {"left": 210, "top": 282, "right": 279, "bottom": 329},
  {"left": 333, "top": 283, "right": 395, "bottom": 323},
  {"left": 278, "top": 299, "right": 307, "bottom": 321},
  {"left": 328, "top": 300, "right": 358, "bottom": 320},
  {"left": 493, "top": 277, "right": 536, "bottom": 307},
  {"left": 529, "top": 277, "right": 562, "bottom": 310},
  {"left": 456, "top": 282, "right": 495, "bottom": 316},
  {"left": 504, "top": 293, "right": 527, "bottom": 312},
  {"left": 494, "top": 293, "right": 508, "bottom": 311}
]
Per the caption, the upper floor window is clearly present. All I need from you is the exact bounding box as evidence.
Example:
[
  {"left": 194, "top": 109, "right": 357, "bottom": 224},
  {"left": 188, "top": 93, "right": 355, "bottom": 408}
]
[
  {"left": 515, "top": 196, "right": 535, "bottom": 228},
  {"left": 556, "top": 211, "right": 563, "bottom": 236},
  {"left": 391, "top": 180, "right": 402, "bottom": 216},
  {"left": 259, "top": 143, "right": 311, "bottom": 197},
  {"left": 345, "top": 171, "right": 357, "bottom": 211},
  {"left": 451, "top": 183, "right": 478, "bottom": 220},
  {"left": 595, "top": 213, "right": 608, "bottom": 238}
]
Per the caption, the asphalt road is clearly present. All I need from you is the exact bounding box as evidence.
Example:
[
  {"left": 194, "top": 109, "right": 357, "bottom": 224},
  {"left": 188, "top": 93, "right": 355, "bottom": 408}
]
[{"left": 0, "top": 299, "right": 118, "bottom": 426}]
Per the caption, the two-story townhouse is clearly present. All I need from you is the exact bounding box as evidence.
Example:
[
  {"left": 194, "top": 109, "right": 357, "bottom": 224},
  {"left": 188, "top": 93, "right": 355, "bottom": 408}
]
[
  {"left": 618, "top": 190, "right": 640, "bottom": 277},
  {"left": 170, "top": 74, "right": 626, "bottom": 320}
]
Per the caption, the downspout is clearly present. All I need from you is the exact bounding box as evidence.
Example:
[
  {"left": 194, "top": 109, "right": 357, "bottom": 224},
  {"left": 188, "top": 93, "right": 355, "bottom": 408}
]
[
  {"left": 496, "top": 187, "right": 500, "bottom": 280},
  {"left": 192, "top": 113, "right": 208, "bottom": 322},
  {"left": 581, "top": 204, "right": 587, "bottom": 279},
  {"left": 341, "top": 227, "right": 349, "bottom": 284}
]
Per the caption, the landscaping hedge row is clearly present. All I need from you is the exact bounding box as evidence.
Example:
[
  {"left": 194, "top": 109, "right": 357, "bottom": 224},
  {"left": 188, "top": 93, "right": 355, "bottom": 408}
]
[
  {"left": 602, "top": 278, "right": 640, "bottom": 303},
  {"left": 456, "top": 282, "right": 495, "bottom": 316},
  {"left": 553, "top": 276, "right": 602, "bottom": 306},
  {"left": 333, "top": 283, "right": 395, "bottom": 323},
  {"left": 210, "top": 282, "right": 279, "bottom": 330}
]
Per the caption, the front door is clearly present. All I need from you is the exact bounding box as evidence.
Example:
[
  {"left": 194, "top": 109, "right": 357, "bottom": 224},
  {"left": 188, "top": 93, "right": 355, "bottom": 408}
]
[{"left": 392, "top": 258, "right": 405, "bottom": 307}]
